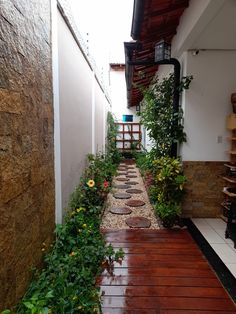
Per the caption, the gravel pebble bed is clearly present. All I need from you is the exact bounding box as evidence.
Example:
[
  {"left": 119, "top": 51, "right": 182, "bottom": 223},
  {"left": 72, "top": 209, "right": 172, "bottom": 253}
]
[{"left": 101, "top": 164, "right": 160, "bottom": 229}]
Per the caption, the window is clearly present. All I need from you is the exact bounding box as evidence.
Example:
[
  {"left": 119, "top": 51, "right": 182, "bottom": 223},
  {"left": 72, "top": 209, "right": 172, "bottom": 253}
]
[{"left": 122, "top": 114, "right": 133, "bottom": 122}]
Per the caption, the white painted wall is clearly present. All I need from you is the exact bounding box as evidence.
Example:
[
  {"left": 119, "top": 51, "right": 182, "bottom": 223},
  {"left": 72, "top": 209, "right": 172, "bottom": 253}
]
[
  {"left": 110, "top": 69, "right": 140, "bottom": 122},
  {"left": 181, "top": 50, "right": 236, "bottom": 161},
  {"left": 94, "top": 82, "right": 107, "bottom": 153},
  {"left": 57, "top": 10, "right": 110, "bottom": 211},
  {"left": 171, "top": 0, "right": 227, "bottom": 57}
]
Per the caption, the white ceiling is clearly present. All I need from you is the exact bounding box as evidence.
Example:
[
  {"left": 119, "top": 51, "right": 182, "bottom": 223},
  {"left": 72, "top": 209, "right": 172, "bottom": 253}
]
[{"left": 191, "top": 0, "right": 236, "bottom": 50}]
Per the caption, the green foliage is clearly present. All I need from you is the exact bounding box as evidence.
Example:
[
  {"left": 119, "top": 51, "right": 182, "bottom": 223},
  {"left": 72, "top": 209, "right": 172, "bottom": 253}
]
[
  {"left": 151, "top": 156, "right": 186, "bottom": 204},
  {"left": 106, "top": 112, "right": 121, "bottom": 164},
  {"left": 155, "top": 202, "right": 181, "bottom": 220},
  {"left": 146, "top": 156, "right": 186, "bottom": 227},
  {"left": 135, "top": 151, "right": 152, "bottom": 174},
  {"left": 139, "top": 73, "right": 193, "bottom": 158},
  {"left": 69, "top": 153, "right": 116, "bottom": 211},
  {"left": 5, "top": 153, "right": 123, "bottom": 314}
]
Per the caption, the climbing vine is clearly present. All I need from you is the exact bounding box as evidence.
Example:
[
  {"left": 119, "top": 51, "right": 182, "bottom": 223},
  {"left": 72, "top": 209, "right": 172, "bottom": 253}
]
[{"left": 139, "top": 73, "right": 193, "bottom": 159}]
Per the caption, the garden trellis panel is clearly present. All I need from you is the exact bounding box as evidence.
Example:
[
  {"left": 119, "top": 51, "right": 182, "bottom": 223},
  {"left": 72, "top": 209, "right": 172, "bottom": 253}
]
[{"left": 115, "top": 123, "right": 142, "bottom": 151}]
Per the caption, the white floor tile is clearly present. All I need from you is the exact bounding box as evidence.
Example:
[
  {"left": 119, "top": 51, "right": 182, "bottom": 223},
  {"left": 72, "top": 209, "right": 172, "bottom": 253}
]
[
  {"left": 228, "top": 241, "right": 236, "bottom": 249},
  {"left": 200, "top": 228, "right": 226, "bottom": 244},
  {"left": 211, "top": 243, "right": 236, "bottom": 263},
  {"left": 225, "top": 263, "right": 236, "bottom": 277},
  {"left": 192, "top": 218, "right": 236, "bottom": 278},
  {"left": 192, "top": 218, "right": 209, "bottom": 228},
  {"left": 205, "top": 218, "right": 226, "bottom": 230}
]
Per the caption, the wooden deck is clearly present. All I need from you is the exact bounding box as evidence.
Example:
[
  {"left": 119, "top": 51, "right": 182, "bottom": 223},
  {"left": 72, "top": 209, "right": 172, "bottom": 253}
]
[{"left": 97, "top": 229, "right": 236, "bottom": 314}]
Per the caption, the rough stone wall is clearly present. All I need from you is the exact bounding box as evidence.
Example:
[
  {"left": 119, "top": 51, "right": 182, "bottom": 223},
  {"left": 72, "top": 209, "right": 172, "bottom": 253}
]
[
  {"left": 182, "top": 161, "right": 225, "bottom": 217},
  {"left": 0, "top": 0, "right": 54, "bottom": 310}
]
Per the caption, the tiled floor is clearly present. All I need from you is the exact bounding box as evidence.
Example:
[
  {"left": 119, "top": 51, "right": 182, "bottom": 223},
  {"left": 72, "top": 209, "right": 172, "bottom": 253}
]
[{"left": 192, "top": 218, "right": 236, "bottom": 278}]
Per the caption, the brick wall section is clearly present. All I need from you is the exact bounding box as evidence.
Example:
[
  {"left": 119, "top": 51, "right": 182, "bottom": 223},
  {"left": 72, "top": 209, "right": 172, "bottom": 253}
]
[
  {"left": 0, "top": 0, "right": 54, "bottom": 310},
  {"left": 182, "top": 161, "right": 225, "bottom": 218}
]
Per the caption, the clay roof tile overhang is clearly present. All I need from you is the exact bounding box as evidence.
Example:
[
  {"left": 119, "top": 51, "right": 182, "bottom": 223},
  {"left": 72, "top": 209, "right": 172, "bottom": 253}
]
[{"left": 125, "top": 0, "right": 189, "bottom": 108}]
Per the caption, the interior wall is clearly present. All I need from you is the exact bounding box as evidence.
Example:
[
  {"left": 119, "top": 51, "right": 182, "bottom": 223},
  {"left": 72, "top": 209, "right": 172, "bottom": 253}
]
[
  {"left": 57, "top": 11, "right": 93, "bottom": 210},
  {"left": 181, "top": 50, "right": 236, "bottom": 161}
]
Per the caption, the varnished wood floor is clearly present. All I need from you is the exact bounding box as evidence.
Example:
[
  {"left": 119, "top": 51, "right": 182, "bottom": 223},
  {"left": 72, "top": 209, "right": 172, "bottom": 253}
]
[{"left": 97, "top": 229, "right": 236, "bottom": 314}]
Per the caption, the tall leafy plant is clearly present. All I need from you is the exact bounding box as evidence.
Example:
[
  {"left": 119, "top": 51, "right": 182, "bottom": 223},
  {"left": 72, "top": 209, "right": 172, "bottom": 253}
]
[
  {"left": 106, "top": 112, "right": 121, "bottom": 164},
  {"left": 139, "top": 73, "right": 192, "bottom": 159}
]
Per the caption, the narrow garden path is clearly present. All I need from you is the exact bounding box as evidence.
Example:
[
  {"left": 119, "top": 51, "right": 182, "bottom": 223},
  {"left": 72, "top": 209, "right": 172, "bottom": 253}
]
[
  {"left": 101, "top": 161, "right": 159, "bottom": 229},
  {"left": 98, "top": 161, "right": 236, "bottom": 313}
]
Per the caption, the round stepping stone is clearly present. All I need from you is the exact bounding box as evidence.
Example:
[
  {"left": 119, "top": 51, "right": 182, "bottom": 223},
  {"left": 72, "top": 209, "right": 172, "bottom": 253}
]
[
  {"left": 118, "top": 167, "right": 127, "bottom": 170},
  {"left": 113, "top": 184, "right": 132, "bottom": 189},
  {"left": 126, "top": 175, "right": 138, "bottom": 178},
  {"left": 117, "top": 172, "right": 128, "bottom": 176},
  {"left": 127, "top": 171, "right": 136, "bottom": 174},
  {"left": 113, "top": 193, "right": 131, "bottom": 199},
  {"left": 126, "top": 189, "right": 143, "bottom": 194},
  {"left": 125, "top": 217, "right": 151, "bottom": 228},
  {"left": 125, "top": 181, "right": 138, "bottom": 185},
  {"left": 127, "top": 167, "right": 135, "bottom": 170},
  {"left": 125, "top": 199, "right": 145, "bottom": 207},
  {"left": 116, "top": 178, "right": 129, "bottom": 182},
  {"left": 110, "top": 207, "right": 132, "bottom": 215},
  {"left": 120, "top": 163, "right": 126, "bottom": 166}
]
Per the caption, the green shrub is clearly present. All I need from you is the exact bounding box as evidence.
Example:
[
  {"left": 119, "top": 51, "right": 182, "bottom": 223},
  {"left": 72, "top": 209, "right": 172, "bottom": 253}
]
[
  {"left": 106, "top": 112, "right": 121, "bottom": 164},
  {"left": 155, "top": 202, "right": 181, "bottom": 220},
  {"left": 151, "top": 156, "right": 186, "bottom": 204}
]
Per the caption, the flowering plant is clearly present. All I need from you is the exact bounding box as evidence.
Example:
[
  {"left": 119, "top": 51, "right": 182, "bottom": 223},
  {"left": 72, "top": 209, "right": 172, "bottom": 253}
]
[{"left": 5, "top": 153, "right": 123, "bottom": 314}]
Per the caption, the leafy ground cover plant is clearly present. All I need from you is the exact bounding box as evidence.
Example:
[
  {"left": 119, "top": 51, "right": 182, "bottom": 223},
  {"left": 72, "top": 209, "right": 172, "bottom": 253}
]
[{"left": 2, "top": 153, "right": 123, "bottom": 314}]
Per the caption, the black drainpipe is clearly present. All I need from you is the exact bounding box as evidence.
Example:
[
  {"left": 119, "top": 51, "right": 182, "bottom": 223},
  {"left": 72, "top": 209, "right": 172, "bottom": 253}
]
[{"left": 131, "top": 0, "right": 145, "bottom": 40}]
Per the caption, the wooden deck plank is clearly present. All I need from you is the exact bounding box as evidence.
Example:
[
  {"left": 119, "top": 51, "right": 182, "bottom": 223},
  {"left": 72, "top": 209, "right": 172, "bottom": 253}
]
[
  {"left": 97, "top": 276, "right": 222, "bottom": 287},
  {"left": 111, "top": 260, "right": 211, "bottom": 269},
  {"left": 98, "top": 229, "right": 236, "bottom": 313},
  {"left": 101, "top": 296, "right": 236, "bottom": 310},
  {"left": 100, "top": 286, "right": 229, "bottom": 298},
  {"left": 102, "top": 310, "right": 234, "bottom": 314}
]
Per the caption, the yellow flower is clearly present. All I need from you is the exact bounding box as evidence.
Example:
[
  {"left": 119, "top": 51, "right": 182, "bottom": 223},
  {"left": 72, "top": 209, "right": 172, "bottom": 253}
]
[
  {"left": 41, "top": 248, "right": 45, "bottom": 252},
  {"left": 78, "top": 305, "right": 82, "bottom": 310},
  {"left": 87, "top": 179, "right": 95, "bottom": 188},
  {"left": 82, "top": 224, "right": 87, "bottom": 228},
  {"left": 69, "top": 251, "right": 76, "bottom": 257}
]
